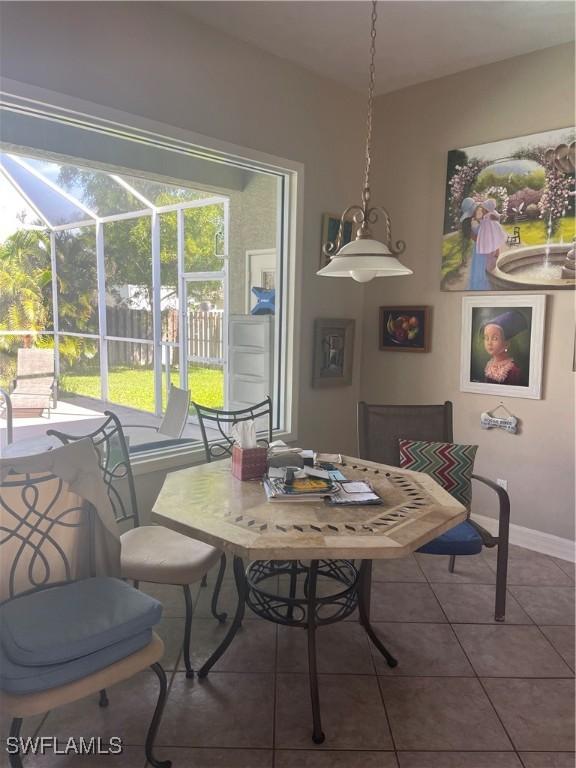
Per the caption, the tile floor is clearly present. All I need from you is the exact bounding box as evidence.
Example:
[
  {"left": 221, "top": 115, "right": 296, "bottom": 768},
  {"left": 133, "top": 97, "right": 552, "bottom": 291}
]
[{"left": 3, "top": 545, "right": 574, "bottom": 768}]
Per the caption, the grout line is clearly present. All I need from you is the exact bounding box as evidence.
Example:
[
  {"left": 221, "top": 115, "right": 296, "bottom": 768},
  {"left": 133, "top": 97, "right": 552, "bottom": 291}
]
[
  {"left": 441, "top": 598, "right": 522, "bottom": 757},
  {"left": 365, "top": 608, "right": 398, "bottom": 755},
  {"left": 271, "top": 622, "right": 278, "bottom": 764}
]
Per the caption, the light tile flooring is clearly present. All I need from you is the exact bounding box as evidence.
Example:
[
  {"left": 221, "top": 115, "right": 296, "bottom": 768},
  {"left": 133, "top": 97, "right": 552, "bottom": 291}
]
[{"left": 3, "top": 545, "right": 574, "bottom": 768}]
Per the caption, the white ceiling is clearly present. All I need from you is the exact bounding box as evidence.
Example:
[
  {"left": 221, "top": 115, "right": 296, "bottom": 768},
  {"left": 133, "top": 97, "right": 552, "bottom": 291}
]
[{"left": 176, "top": 1, "right": 575, "bottom": 94}]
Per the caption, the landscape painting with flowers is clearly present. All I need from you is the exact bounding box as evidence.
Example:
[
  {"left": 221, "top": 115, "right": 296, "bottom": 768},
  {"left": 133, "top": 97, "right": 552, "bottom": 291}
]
[{"left": 441, "top": 127, "right": 575, "bottom": 291}]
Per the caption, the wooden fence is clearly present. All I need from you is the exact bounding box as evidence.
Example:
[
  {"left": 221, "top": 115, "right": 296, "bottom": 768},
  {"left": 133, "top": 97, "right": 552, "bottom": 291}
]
[{"left": 106, "top": 306, "right": 223, "bottom": 368}]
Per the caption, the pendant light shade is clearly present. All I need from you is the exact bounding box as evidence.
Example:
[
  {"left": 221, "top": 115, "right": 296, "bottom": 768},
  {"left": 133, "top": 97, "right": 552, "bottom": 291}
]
[
  {"left": 318, "top": 1, "right": 411, "bottom": 283},
  {"left": 317, "top": 239, "right": 413, "bottom": 282}
]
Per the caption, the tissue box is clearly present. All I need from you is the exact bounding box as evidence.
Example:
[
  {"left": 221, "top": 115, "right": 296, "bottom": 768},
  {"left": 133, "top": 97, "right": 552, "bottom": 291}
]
[{"left": 232, "top": 445, "right": 268, "bottom": 481}]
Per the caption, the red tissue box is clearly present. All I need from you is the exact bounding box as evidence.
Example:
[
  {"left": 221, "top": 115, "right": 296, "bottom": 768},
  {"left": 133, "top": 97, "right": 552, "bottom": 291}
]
[{"left": 232, "top": 444, "right": 268, "bottom": 481}]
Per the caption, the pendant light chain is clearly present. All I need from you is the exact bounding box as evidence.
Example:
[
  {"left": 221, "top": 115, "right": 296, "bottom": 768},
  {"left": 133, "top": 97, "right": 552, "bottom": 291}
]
[
  {"left": 317, "top": 0, "right": 409, "bottom": 279},
  {"left": 363, "top": 0, "right": 377, "bottom": 198}
]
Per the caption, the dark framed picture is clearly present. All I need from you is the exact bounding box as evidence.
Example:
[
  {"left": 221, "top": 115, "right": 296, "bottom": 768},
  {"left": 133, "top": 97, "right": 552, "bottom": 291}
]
[
  {"left": 312, "top": 318, "right": 355, "bottom": 388},
  {"left": 460, "top": 295, "right": 546, "bottom": 399},
  {"left": 379, "top": 306, "right": 431, "bottom": 352},
  {"left": 320, "top": 213, "right": 353, "bottom": 270}
]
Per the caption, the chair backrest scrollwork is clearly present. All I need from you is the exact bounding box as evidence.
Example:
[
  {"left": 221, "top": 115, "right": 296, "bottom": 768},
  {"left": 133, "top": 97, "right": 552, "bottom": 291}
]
[
  {"left": 193, "top": 396, "right": 273, "bottom": 462},
  {"left": 0, "top": 470, "right": 94, "bottom": 604},
  {"left": 48, "top": 411, "right": 139, "bottom": 527}
]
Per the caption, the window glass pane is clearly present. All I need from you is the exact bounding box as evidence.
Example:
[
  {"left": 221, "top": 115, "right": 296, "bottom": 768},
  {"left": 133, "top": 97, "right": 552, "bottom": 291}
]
[
  {"left": 119, "top": 175, "right": 213, "bottom": 206},
  {"left": 0, "top": 155, "right": 90, "bottom": 226},
  {"left": 56, "top": 227, "right": 98, "bottom": 334},
  {"left": 161, "top": 343, "right": 181, "bottom": 412},
  {"left": 0, "top": 334, "right": 54, "bottom": 390},
  {"left": 186, "top": 280, "right": 224, "bottom": 408},
  {"left": 159, "top": 211, "right": 179, "bottom": 344},
  {"left": 107, "top": 340, "right": 154, "bottom": 413},
  {"left": 104, "top": 218, "right": 153, "bottom": 340},
  {"left": 59, "top": 335, "right": 100, "bottom": 400},
  {"left": 0, "top": 172, "right": 44, "bottom": 233},
  {"left": 0, "top": 230, "right": 53, "bottom": 332},
  {"left": 21, "top": 156, "right": 144, "bottom": 217},
  {"left": 183, "top": 204, "right": 225, "bottom": 272}
]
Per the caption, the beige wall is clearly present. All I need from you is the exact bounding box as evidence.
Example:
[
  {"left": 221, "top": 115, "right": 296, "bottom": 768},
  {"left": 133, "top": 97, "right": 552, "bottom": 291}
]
[
  {"left": 0, "top": 1, "right": 366, "bottom": 454},
  {"left": 363, "top": 44, "right": 575, "bottom": 540}
]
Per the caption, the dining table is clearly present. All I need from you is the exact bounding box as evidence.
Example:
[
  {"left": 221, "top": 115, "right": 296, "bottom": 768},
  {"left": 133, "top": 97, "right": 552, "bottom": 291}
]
[{"left": 152, "top": 454, "right": 466, "bottom": 744}]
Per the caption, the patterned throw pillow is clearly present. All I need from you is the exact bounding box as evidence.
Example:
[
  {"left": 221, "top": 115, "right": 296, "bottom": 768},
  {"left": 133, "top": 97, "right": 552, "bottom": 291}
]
[{"left": 398, "top": 439, "right": 478, "bottom": 509}]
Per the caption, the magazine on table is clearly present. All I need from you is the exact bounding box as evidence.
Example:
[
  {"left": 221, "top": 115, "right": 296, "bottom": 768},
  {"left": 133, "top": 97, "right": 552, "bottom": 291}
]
[{"left": 263, "top": 470, "right": 382, "bottom": 506}]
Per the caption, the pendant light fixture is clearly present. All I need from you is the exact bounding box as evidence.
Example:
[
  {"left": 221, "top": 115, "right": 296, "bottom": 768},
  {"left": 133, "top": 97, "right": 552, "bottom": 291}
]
[{"left": 318, "top": 0, "right": 412, "bottom": 283}]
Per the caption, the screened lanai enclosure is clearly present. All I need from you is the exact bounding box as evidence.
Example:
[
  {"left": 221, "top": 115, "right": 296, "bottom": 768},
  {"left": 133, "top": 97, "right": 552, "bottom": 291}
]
[{"left": 0, "top": 143, "right": 282, "bottom": 438}]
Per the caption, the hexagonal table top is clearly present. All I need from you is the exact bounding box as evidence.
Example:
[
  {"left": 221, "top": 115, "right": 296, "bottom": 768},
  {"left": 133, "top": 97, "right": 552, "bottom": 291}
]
[{"left": 152, "top": 455, "right": 466, "bottom": 560}]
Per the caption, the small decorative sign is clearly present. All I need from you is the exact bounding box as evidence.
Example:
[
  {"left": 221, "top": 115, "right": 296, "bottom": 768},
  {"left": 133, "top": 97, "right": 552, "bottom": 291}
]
[{"left": 480, "top": 412, "right": 519, "bottom": 434}]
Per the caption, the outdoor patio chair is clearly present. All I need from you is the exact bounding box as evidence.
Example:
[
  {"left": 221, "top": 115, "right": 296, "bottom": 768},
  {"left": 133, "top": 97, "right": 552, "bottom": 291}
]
[
  {"left": 0, "top": 440, "right": 171, "bottom": 768},
  {"left": 124, "top": 385, "right": 195, "bottom": 454},
  {"left": 357, "top": 401, "right": 511, "bottom": 621},
  {"left": 9, "top": 348, "right": 58, "bottom": 417},
  {"left": 48, "top": 411, "right": 227, "bottom": 679}
]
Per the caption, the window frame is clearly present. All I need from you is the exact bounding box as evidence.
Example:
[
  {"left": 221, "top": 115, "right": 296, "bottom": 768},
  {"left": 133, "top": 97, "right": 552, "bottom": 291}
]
[{"left": 0, "top": 78, "right": 304, "bottom": 465}]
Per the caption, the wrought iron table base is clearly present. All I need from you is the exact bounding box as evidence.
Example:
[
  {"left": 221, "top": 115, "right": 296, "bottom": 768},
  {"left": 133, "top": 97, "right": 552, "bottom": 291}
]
[{"left": 197, "top": 557, "right": 397, "bottom": 744}]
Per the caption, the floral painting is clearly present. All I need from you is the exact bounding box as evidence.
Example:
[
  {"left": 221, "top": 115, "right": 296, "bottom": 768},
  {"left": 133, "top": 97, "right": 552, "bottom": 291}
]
[{"left": 442, "top": 128, "right": 575, "bottom": 291}]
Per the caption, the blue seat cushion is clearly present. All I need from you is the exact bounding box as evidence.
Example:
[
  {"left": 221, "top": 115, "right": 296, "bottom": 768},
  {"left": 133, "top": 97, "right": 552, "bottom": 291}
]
[
  {"left": 417, "top": 520, "right": 483, "bottom": 556},
  {"left": 0, "top": 577, "right": 161, "bottom": 667},
  {"left": 0, "top": 629, "right": 152, "bottom": 694}
]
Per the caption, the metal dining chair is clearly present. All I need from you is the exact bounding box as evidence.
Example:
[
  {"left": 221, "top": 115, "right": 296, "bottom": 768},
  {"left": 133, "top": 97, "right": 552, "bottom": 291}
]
[
  {"left": 357, "top": 401, "right": 511, "bottom": 621},
  {"left": 193, "top": 396, "right": 273, "bottom": 461},
  {"left": 0, "top": 441, "right": 171, "bottom": 768},
  {"left": 48, "top": 411, "right": 227, "bottom": 678}
]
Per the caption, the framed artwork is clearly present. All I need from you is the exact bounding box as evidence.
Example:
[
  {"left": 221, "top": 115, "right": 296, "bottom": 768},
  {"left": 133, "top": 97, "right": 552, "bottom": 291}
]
[
  {"left": 460, "top": 295, "right": 546, "bottom": 399},
  {"left": 441, "top": 127, "right": 575, "bottom": 291},
  {"left": 320, "top": 213, "right": 353, "bottom": 270},
  {"left": 379, "top": 306, "right": 431, "bottom": 352},
  {"left": 312, "top": 318, "right": 355, "bottom": 388}
]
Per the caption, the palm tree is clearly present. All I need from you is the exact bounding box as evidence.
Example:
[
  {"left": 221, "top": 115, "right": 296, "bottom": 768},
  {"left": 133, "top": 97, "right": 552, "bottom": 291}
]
[{"left": 0, "top": 229, "right": 52, "bottom": 385}]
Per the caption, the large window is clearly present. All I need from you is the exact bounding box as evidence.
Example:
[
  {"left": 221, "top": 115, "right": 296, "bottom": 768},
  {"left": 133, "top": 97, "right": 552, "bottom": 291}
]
[{"left": 0, "top": 105, "right": 295, "bottom": 440}]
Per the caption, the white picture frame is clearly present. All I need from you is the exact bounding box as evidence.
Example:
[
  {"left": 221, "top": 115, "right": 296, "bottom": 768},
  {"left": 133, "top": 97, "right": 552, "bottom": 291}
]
[{"left": 460, "top": 294, "right": 546, "bottom": 399}]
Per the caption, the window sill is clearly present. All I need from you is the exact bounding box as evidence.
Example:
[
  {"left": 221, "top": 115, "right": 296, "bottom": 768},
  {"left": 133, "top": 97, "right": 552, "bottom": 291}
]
[{"left": 130, "top": 429, "right": 297, "bottom": 477}]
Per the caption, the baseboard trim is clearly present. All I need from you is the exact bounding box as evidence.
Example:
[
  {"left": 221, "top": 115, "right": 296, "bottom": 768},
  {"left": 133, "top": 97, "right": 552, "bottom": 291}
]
[{"left": 472, "top": 513, "right": 575, "bottom": 563}]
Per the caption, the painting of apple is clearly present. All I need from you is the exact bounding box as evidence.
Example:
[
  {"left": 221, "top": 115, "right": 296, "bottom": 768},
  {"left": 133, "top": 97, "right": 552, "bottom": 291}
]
[{"left": 380, "top": 306, "right": 431, "bottom": 352}]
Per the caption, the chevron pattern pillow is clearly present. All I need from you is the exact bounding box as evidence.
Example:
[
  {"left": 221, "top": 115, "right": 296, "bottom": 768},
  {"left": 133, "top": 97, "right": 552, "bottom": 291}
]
[{"left": 398, "top": 439, "right": 478, "bottom": 509}]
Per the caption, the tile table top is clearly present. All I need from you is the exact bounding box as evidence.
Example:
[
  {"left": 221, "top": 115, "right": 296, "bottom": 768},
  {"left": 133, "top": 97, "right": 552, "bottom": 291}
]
[{"left": 152, "top": 456, "right": 466, "bottom": 560}]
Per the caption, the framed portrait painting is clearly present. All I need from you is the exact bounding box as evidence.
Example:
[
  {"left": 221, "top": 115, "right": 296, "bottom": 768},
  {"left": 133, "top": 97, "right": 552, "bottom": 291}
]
[
  {"left": 379, "top": 306, "right": 431, "bottom": 352},
  {"left": 312, "top": 318, "right": 355, "bottom": 388},
  {"left": 460, "top": 295, "right": 546, "bottom": 399}
]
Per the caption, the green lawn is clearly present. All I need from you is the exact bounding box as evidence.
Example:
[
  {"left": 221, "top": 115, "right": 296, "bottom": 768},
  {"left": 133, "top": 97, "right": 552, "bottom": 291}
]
[
  {"left": 61, "top": 364, "right": 224, "bottom": 412},
  {"left": 442, "top": 216, "right": 575, "bottom": 279}
]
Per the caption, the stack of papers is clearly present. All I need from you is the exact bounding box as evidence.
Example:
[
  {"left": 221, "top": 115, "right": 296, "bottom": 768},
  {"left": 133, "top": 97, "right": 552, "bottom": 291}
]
[{"left": 326, "top": 481, "right": 382, "bottom": 506}]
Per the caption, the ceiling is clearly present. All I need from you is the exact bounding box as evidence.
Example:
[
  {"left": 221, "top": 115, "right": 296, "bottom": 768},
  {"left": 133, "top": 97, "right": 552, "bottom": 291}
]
[{"left": 177, "top": 1, "right": 575, "bottom": 95}]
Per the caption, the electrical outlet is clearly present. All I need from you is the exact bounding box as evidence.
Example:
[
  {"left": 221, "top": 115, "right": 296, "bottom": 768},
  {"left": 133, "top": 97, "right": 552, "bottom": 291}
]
[{"left": 497, "top": 478, "right": 508, "bottom": 491}]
